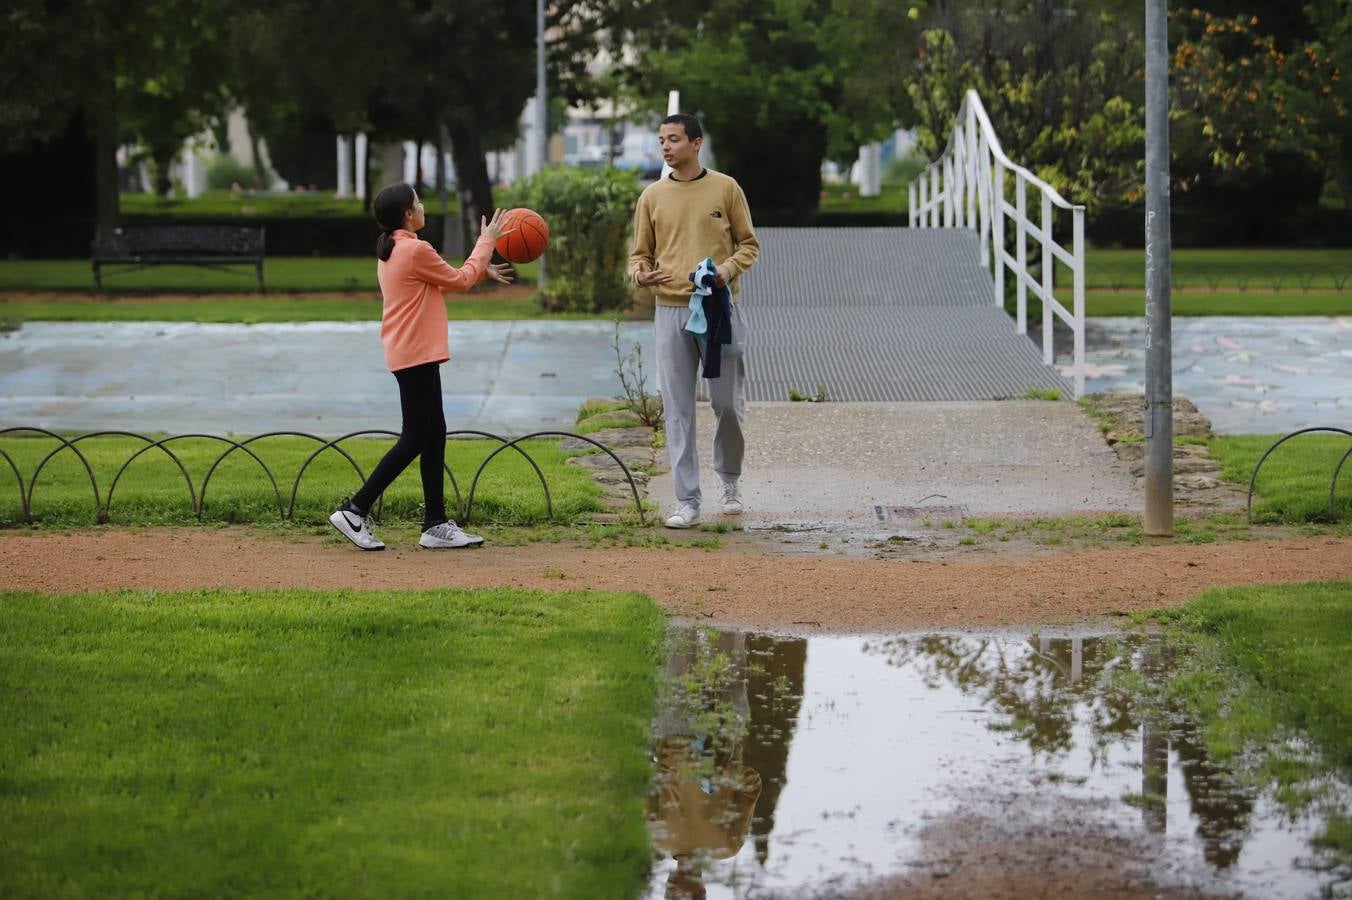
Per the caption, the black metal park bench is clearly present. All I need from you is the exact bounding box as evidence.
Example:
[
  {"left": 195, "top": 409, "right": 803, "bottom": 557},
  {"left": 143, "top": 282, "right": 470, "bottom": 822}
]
[{"left": 91, "top": 224, "right": 267, "bottom": 292}]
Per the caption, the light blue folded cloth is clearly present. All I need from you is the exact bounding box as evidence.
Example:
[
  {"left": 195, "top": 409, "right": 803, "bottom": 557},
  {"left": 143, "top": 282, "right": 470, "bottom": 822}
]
[{"left": 685, "top": 257, "right": 717, "bottom": 336}]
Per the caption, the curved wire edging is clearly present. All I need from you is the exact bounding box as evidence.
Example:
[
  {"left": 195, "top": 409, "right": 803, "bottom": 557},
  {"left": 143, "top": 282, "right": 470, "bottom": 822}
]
[
  {"left": 463, "top": 431, "right": 647, "bottom": 526},
  {"left": 0, "top": 427, "right": 645, "bottom": 526},
  {"left": 1246, "top": 426, "right": 1352, "bottom": 523}
]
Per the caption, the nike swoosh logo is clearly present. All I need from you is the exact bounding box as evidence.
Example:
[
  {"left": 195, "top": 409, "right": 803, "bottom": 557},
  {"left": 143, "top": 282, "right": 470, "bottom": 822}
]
[{"left": 343, "top": 513, "right": 364, "bottom": 533}]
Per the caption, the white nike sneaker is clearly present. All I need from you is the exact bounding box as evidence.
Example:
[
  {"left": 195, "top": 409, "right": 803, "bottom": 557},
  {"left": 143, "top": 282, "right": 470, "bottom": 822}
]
[
  {"left": 720, "top": 481, "right": 744, "bottom": 516},
  {"left": 664, "top": 503, "right": 700, "bottom": 529},
  {"left": 329, "top": 507, "right": 385, "bottom": 551},
  {"left": 419, "top": 520, "right": 485, "bottom": 549}
]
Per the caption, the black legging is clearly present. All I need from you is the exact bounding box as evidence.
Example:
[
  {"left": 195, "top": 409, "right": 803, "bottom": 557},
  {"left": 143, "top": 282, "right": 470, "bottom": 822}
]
[{"left": 351, "top": 362, "right": 447, "bottom": 528}]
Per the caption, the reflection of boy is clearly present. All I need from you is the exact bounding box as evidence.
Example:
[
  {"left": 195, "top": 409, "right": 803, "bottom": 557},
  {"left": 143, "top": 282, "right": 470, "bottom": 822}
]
[
  {"left": 651, "top": 737, "right": 763, "bottom": 861},
  {"left": 649, "top": 629, "right": 762, "bottom": 897}
]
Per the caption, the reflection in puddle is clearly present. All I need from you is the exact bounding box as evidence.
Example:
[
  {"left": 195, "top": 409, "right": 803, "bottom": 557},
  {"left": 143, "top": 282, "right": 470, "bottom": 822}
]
[{"left": 646, "top": 628, "right": 1347, "bottom": 899}]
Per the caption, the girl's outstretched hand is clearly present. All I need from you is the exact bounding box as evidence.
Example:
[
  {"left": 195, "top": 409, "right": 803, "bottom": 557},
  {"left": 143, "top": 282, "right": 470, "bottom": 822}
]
[
  {"left": 486, "top": 262, "right": 515, "bottom": 285},
  {"left": 481, "top": 208, "right": 517, "bottom": 242}
]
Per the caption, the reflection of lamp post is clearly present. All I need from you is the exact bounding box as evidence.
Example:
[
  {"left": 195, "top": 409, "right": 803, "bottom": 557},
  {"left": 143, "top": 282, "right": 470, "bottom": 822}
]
[{"left": 1140, "top": 636, "right": 1170, "bottom": 834}]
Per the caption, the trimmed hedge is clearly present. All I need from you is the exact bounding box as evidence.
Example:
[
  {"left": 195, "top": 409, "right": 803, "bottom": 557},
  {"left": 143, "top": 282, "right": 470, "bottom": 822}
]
[{"left": 1, "top": 215, "right": 459, "bottom": 259}]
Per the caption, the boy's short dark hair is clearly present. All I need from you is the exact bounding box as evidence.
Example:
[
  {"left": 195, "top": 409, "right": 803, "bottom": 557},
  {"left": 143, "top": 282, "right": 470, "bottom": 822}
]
[{"left": 660, "top": 114, "right": 703, "bottom": 141}]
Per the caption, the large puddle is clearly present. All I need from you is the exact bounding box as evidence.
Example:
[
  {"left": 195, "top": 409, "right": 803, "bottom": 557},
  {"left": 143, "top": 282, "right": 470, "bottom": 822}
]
[{"left": 645, "top": 628, "right": 1350, "bottom": 898}]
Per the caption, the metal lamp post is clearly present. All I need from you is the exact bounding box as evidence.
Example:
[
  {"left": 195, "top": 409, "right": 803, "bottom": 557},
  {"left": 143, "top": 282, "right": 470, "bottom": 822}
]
[{"left": 1144, "top": 0, "right": 1174, "bottom": 536}]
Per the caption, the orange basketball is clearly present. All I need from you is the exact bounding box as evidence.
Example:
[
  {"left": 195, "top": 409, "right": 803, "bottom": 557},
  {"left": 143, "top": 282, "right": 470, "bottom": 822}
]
[{"left": 495, "top": 208, "right": 549, "bottom": 263}]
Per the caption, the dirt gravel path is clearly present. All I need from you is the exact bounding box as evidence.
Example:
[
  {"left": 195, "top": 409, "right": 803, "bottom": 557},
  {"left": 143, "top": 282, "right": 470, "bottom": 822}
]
[{"left": 3, "top": 528, "right": 1348, "bottom": 632}]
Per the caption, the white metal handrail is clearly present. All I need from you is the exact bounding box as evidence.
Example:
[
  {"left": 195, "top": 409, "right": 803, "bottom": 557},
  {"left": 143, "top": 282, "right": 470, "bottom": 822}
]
[{"left": 908, "top": 90, "right": 1086, "bottom": 398}]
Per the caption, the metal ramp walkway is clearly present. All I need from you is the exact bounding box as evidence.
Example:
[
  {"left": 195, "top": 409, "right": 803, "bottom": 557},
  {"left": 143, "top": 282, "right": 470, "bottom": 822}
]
[{"left": 739, "top": 228, "right": 1071, "bottom": 402}]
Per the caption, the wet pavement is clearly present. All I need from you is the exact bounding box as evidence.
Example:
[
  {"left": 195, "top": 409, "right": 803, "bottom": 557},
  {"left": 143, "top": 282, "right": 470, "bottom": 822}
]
[
  {"left": 647, "top": 400, "right": 1141, "bottom": 529},
  {"left": 1063, "top": 316, "right": 1352, "bottom": 435},
  {"left": 0, "top": 321, "right": 654, "bottom": 436},
  {"left": 4, "top": 316, "right": 1350, "bottom": 439},
  {"left": 647, "top": 626, "right": 1349, "bottom": 899}
]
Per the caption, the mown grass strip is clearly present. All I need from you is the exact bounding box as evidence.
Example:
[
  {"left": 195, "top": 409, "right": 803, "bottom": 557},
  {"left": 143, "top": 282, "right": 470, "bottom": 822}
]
[
  {"left": 0, "top": 587, "right": 665, "bottom": 898},
  {"left": 1065, "top": 248, "right": 1352, "bottom": 291},
  {"left": 1209, "top": 433, "right": 1352, "bottom": 524},
  {"left": 1083, "top": 289, "right": 1352, "bottom": 317},
  {"left": 0, "top": 257, "right": 538, "bottom": 295},
  {"left": 0, "top": 434, "right": 603, "bottom": 527},
  {"left": 1147, "top": 582, "right": 1352, "bottom": 866},
  {"left": 0, "top": 293, "right": 570, "bottom": 324}
]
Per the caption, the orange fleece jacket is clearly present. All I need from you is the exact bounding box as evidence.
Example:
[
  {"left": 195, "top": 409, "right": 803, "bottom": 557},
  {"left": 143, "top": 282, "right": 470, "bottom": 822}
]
[{"left": 377, "top": 229, "right": 495, "bottom": 372}]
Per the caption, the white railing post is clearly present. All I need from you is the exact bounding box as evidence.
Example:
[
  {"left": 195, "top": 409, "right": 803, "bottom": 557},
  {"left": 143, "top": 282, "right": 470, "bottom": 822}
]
[
  {"left": 943, "top": 155, "right": 954, "bottom": 227},
  {"left": 977, "top": 134, "right": 991, "bottom": 267},
  {"left": 929, "top": 165, "right": 940, "bottom": 227},
  {"left": 1072, "top": 207, "right": 1086, "bottom": 398},
  {"left": 1015, "top": 173, "right": 1027, "bottom": 335},
  {"left": 909, "top": 182, "right": 917, "bottom": 227},
  {"left": 992, "top": 160, "right": 1005, "bottom": 308},
  {"left": 902, "top": 89, "right": 1086, "bottom": 397},
  {"left": 1042, "top": 193, "right": 1055, "bottom": 365},
  {"left": 966, "top": 101, "right": 979, "bottom": 229}
]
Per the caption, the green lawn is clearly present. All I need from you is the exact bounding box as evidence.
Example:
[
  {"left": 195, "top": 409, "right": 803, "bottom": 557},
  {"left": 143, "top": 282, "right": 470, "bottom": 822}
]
[
  {"left": 0, "top": 434, "right": 605, "bottom": 527},
  {"left": 1083, "top": 289, "right": 1352, "bottom": 316},
  {"left": 0, "top": 293, "right": 567, "bottom": 324},
  {"left": 1148, "top": 581, "right": 1352, "bottom": 866},
  {"left": 0, "top": 257, "right": 538, "bottom": 294},
  {"left": 120, "top": 190, "right": 458, "bottom": 218},
  {"left": 818, "top": 178, "right": 910, "bottom": 213},
  {"left": 0, "top": 587, "right": 664, "bottom": 898},
  {"left": 1208, "top": 433, "right": 1352, "bottom": 524},
  {"left": 1064, "top": 248, "right": 1352, "bottom": 292}
]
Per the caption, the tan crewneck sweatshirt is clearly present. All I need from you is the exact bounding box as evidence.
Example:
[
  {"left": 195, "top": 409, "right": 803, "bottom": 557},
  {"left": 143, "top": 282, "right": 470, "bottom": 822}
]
[{"left": 627, "top": 168, "right": 760, "bottom": 306}]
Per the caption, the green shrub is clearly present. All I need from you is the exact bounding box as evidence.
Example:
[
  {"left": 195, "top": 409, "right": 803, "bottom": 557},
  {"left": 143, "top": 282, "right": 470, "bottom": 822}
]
[
  {"left": 204, "top": 156, "right": 259, "bottom": 192},
  {"left": 504, "top": 167, "right": 643, "bottom": 314}
]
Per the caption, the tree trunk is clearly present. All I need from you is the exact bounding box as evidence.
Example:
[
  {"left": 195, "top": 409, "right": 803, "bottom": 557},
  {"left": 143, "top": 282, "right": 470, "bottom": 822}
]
[
  {"left": 247, "top": 118, "right": 267, "bottom": 187},
  {"left": 1333, "top": 150, "right": 1352, "bottom": 214},
  {"left": 153, "top": 148, "right": 175, "bottom": 197},
  {"left": 93, "top": 50, "right": 120, "bottom": 229},
  {"left": 437, "top": 123, "right": 459, "bottom": 256},
  {"left": 447, "top": 122, "right": 494, "bottom": 255},
  {"left": 713, "top": 117, "right": 827, "bottom": 223}
]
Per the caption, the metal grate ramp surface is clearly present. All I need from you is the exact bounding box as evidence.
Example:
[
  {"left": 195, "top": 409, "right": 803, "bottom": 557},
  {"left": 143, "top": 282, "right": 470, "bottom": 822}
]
[{"left": 739, "top": 228, "right": 1070, "bottom": 401}]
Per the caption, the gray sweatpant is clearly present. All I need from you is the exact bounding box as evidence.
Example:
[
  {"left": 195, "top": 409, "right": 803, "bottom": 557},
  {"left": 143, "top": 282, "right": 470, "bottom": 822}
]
[{"left": 655, "top": 303, "right": 748, "bottom": 505}]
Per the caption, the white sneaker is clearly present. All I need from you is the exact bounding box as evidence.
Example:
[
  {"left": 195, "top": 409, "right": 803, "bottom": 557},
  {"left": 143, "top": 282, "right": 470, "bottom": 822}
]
[
  {"left": 720, "top": 481, "right": 744, "bottom": 515},
  {"left": 419, "top": 520, "right": 485, "bottom": 549},
  {"left": 329, "top": 507, "right": 385, "bottom": 551},
  {"left": 665, "top": 503, "right": 700, "bottom": 529}
]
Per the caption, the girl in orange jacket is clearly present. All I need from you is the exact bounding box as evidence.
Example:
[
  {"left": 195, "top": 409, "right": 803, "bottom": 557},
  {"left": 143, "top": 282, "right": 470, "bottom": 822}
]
[{"left": 330, "top": 182, "right": 514, "bottom": 550}]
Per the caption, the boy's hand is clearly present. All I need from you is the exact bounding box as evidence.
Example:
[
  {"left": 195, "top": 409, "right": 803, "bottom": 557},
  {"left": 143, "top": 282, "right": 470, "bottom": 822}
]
[
  {"left": 486, "top": 262, "right": 514, "bottom": 285},
  {"left": 636, "top": 268, "right": 673, "bottom": 286},
  {"left": 715, "top": 264, "right": 731, "bottom": 287}
]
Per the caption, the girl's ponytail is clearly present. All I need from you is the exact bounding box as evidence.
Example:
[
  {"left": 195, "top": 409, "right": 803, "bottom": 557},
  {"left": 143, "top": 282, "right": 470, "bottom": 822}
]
[{"left": 373, "top": 183, "right": 416, "bottom": 261}]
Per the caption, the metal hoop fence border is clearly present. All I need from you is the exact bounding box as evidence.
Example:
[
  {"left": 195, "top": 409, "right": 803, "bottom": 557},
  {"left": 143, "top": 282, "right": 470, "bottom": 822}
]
[
  {"left": 1246, "top": 426, "right": 1352, "bottom": 523},
  {"left": 1086, "top": 264, "right": 1352, "bottom": 294},
  {"left": 0, "top": 428, "right": 646, "bottom": 527}
]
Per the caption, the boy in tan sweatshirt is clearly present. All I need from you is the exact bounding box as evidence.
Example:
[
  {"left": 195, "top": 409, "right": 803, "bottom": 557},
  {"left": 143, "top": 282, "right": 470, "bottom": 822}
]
[{"left": 628, "top": 114, "right": 760, "bottom": 528}]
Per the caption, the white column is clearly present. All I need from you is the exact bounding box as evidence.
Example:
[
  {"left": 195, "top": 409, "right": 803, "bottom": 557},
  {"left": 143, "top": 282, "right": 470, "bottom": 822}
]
[
  {"left": 858, "top": 142, "right": 881, "bottom": 197},
  {"left": 336, "top": 135, "right": 351, "bottom": 197},
  {"left": 402, "top": 141, "right": 417, "bottom": 184},
  {"left": 659, "top": 90, "right": 679, "bottom": 180},
  {"left": 184, "top": 148, "right": 202, "bottom": 198},
  {"left": 354, "top": 134, "right": 368, "bottom": 199}
]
